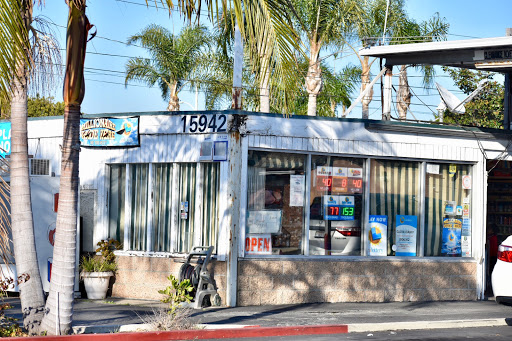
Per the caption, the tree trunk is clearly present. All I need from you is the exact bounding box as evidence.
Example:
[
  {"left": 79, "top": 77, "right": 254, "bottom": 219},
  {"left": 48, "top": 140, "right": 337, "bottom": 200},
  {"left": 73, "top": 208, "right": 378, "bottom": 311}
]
[
  {"left": 167, "top": 82, "right": 180, "bottom": 111},
  {"left": 10, "top": 61, "right": 46, "bottom": 336},
  {"left": 10, "top": 1, "right": 46, "bottom": 335},
  {"left": 259, "top": 56, "right": 270, "bottom": 113},
  {"left": 40, "top": 1, "right": 90, "bottom": 334},
  {"left": 396, "top": 65, "right": 411, "bottom": 120},
  {"left": 305, "top": 42, "right": 322, "bottom": 116},
  {"left": 361, "top": 56, "right": 373, "bottom": 119}
]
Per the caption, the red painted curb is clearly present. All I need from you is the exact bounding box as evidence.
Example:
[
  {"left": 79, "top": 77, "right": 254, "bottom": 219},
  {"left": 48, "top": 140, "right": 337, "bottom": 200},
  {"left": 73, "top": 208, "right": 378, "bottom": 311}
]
[{"left": 1, "top": 324, "right": 349, "bottom": 340}]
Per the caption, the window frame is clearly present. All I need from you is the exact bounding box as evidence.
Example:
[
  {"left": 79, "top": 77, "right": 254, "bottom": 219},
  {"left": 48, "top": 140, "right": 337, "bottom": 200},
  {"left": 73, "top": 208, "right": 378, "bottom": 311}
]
[{"left": 242, "top": 148, "right": 475, "bottom": 260}]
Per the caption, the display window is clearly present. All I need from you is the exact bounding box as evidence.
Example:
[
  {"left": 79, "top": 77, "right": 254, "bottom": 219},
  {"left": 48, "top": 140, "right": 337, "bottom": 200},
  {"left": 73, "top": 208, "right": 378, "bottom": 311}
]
[
  {"left": 369, "top": 160, "right": 420, "bottom": 257},
  {"left": 246, "top": 151, "right": 306, "bottom": 255},
  {"left": 424, "top": 163, "right": 471, "bottom": 257},
  {"left": 309, "top": 155, "right": 364, "bottom": 256},
  {"left": 107, "top": 162, "right": 220, "bottom": 254}
]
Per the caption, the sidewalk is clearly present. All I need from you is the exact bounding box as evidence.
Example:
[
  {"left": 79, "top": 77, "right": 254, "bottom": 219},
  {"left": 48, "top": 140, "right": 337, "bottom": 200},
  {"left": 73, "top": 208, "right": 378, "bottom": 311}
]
[{"left": 2, "top": 297, "right": 512, "bottom": 338}]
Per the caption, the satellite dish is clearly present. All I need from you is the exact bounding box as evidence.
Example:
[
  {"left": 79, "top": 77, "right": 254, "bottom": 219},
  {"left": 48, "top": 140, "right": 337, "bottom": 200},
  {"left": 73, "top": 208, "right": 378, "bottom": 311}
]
[{"left": 436, "top": 79, "right": 489, "bottom": 116}]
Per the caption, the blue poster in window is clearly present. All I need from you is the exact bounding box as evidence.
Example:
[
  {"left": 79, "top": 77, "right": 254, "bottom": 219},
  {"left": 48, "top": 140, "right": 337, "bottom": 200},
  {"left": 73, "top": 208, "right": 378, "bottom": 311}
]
[
  {"left": 395, "top": 215, "right": 417, "bottom": 257},
  {"left": 0, "top": 122, "right": 11, "bottom": 157},
  {"left": 442, "top": 218, "right": 462, "bottom": 256},
  {"left": 80, "top": 117, "right": 139, "bottom": 147}
]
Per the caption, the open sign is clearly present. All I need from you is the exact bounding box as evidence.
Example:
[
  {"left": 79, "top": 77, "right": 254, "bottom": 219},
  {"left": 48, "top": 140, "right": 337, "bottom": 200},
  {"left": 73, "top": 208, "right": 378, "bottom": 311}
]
[{"left": 245, "top": 234, "right": 272, "bottom": 255}]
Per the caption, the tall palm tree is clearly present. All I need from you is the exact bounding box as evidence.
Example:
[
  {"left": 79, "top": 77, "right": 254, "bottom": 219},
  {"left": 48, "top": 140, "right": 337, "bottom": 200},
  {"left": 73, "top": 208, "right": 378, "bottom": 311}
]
[
  {"left": 125, "top": 25, "right": 210, "bottom": 111},
  {"left": 9, "top": 0, "right": 61, "bottom": 334},
  {"left": 291, "top": 0, "right": 362, "bottom": 116},
  {"left": 347, "top": 0, "right": 448, "bottom": 119},
  {"left": 39, "top": 0, "right": 91, "bottom": 335}
]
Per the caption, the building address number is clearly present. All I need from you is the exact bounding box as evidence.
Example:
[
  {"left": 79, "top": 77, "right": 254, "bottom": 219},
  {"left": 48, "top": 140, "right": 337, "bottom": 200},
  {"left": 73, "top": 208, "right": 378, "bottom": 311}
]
[{"left": 181, "top": 114, "right": 227, "bottom": 133}]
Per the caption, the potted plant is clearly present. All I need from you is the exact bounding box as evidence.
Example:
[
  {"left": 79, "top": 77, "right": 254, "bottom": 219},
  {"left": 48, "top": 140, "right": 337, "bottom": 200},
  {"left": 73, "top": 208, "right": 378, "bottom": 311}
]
[{"left": 80, "top": 239, "right": 121, "bottom": 300}]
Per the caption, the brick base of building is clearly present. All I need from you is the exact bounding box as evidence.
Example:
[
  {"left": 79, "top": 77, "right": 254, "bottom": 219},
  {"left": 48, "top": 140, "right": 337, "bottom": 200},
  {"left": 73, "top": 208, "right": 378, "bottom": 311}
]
[
  {"left": 111, "top": 255, "right": 227, "bottom": 304},
  {"left": 237, "top": 259, "right": 478, "bottom": 305}
]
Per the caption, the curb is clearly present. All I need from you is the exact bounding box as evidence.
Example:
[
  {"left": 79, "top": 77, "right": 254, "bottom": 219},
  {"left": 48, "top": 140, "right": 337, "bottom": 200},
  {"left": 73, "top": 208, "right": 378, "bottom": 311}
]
[
  {"left": 2, "top": 324, "right": 349, "bottom": 340},
  {"left": 348, "top": 318, "right": 511, "bottom": 333}
]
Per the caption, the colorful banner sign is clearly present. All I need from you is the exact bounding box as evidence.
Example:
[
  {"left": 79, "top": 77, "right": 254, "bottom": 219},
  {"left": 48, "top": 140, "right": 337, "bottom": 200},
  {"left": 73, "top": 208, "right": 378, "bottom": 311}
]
[
  {"left": 395, "top": 215, "right": 417, "bottom": 257},
  {"left": 442, "top": 218, "right": 462, "bottom": 256},
  {"left": 80, "top": 117, "right": 139, "bottom": 147},
  {"left": 0, "top": 122, "right": 11, "bottom": 157},
  {"left": 368, "top": 215, "right": 387, "bottom": 256}
]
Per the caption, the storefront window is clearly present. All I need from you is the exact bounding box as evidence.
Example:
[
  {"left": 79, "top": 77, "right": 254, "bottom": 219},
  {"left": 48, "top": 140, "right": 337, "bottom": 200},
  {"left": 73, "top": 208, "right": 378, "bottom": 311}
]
[
  {"left": 309, "top": 156, "right": 364, "bottom": 256},
  {"left": 108, "top": 165, "right": 125, "bottom": 241},
  {"left": 370, "top": 160, "right": 420, "bottom": 256},
  {"left": 424, "top": 163, "right": 471, "bottom": 257},
  {"left": 246, "top": 151, "right": 306, "bottom": 255}
]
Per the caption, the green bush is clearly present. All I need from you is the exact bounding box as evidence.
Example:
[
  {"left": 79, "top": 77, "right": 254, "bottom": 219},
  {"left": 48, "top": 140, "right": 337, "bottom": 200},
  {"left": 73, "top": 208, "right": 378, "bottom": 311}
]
[{"left": 158, "top": 275, "right": 194, "bottom": 315}]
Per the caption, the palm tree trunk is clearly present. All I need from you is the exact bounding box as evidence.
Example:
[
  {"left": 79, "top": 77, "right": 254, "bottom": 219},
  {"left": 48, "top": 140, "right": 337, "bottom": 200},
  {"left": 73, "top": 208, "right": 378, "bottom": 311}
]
[
  {"left": 259, "top": 55, "right": 270, "bottom": 113},
  {"left": 10, "top": 1, "right": 46, "bottom": 335},
  {"left": 396, "top": 65, "right": 411, "bottom": 120},
  {"left": 305, "top": 43, "right": 322, "bottom": 117},
  {"left": 40, "top": 1, "right": 89, "bottom": 334},
  {"left": 10, "top": 62, "right": 46, "bottom": 336},
  {"left": 167, "top": 82, "right": 180, "bottom": 111},
  {"left": 361, "top": 56, "right": 373, "bottom": 119}
]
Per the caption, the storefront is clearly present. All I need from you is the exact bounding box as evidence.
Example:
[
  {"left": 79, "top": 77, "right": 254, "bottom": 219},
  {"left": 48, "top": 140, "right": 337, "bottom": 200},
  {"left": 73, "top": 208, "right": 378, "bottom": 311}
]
[{"left": 19, "top": 111, "right": 511, "bottom": 306}]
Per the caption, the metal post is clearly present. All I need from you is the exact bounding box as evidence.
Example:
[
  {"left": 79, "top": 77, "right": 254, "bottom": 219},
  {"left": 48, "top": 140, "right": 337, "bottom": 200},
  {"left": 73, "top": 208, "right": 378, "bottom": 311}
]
[{"left": 232, "top": 24, "right": 243, "bottom": 110}]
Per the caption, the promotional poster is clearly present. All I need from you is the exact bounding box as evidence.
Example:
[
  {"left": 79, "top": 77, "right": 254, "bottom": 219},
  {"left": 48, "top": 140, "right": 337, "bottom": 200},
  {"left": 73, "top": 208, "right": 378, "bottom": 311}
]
[
  {"left": 442, "top": 218, "right": 462, "bottom": 256},
  {"left": 368, "top": 215, "right": 387, "bottom": 256},
  {"left": 395, "top": 215, "right": 418, "bottom": 256}
]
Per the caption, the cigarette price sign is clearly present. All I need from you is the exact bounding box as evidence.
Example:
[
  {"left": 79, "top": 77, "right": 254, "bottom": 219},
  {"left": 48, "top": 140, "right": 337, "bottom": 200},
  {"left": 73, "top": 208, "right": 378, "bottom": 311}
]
[{"left": 323, "top": 195, "right": 355, "bottom": 221}]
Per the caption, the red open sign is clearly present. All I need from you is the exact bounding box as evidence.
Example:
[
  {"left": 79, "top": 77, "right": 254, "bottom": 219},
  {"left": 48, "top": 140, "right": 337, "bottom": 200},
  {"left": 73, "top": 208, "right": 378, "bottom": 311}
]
[{"left": 245, "top": 235, "right": 272, "bottom": 255}]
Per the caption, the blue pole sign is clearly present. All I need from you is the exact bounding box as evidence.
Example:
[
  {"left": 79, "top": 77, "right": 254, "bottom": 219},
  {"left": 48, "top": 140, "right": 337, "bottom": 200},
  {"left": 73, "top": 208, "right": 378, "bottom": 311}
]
[
  {"left": 80, "top": 117, "right": 139, "bottom": 147},
  {"left": 0, "top": 122, "right": 11, "bottom": 157}
]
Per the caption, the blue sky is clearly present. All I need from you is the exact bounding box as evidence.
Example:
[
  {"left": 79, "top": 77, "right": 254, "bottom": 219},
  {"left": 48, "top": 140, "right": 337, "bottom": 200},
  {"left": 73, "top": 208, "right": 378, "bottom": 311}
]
[{"left": 34, "top": 0, "right": 512, "bottom": 121}]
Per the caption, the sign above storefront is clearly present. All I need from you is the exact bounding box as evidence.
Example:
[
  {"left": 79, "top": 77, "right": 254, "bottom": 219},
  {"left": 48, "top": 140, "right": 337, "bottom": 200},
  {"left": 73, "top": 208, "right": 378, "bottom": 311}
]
[
  {"left": 80, "top": 117, "right": 139, "bottom": 147},
  {"left": 0, "top": 122, "right": 11, "bottom": 157}
]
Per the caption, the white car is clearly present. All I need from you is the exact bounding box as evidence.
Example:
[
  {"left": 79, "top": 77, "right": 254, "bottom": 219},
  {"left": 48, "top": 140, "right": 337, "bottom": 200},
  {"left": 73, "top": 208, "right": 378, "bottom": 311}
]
[{"left": 491, "top": 235, "right": 512, "bottom": 304}]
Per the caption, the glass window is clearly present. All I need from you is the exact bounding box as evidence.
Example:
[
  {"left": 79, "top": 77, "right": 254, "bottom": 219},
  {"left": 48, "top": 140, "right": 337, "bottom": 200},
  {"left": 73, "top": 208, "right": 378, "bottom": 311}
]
[
  {"left": 129, "top": 164, "right": 149, "bottom": 251},
  {"left": 309, "top": 156, "right": 364, "bottom": 256},
  {"left": 201, "top": 163, "right": 220, "bottom": 252},
  {"left": 176, "top": 163, "right": 197, "bottom": 253},
  {"left": 370, "top": 160, "right": 420, "bottom": 256},
  {"left": 424, "top": 163, "right": 471, "bottom": 257},
  {"left": 108, "top": 165, "right": 125, "bottom": 241},
  {"left": 246, "top": 151, "right": 306, "bottom": 255},
  {"left": 152, "top": 164, "right": 173, "bottom": 252},
  {"left": 0, "top": 181, "right": 12, "bottom": 264}
]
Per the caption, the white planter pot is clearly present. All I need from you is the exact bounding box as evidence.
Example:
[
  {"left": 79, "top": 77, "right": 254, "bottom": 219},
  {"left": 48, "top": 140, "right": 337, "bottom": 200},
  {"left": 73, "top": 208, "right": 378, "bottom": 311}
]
[{"left": 81, "top": 271, "right": 114, "bottom": 300}]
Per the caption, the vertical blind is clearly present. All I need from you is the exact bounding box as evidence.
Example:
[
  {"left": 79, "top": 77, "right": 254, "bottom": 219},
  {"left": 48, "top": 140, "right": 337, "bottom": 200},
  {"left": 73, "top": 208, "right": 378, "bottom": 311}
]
[
  {"left": 152, "top": 164, "right": 173, "bottom": 252},
  {"left": 370, "top": 160, "right": 419, "bottom": 256},
  {"left": 130, "top": 164, "right": 149, "bottom": 251},
  {"left": 176, "top": 163, "right": 196, "bottom": 253},
  {"left": 201, "top": 163, "right": 220, "bottom": 251},
  {"left": 108, "top": 165, "right": 125, "bottom": 241}
]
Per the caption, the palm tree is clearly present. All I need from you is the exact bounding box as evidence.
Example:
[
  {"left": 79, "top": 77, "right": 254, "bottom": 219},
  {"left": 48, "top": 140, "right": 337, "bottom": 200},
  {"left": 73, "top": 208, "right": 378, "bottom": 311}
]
[
  {"left": 9, "top": 0, "right": 61, "bottom": 334},
  {"left": 39, "top": 0, "right": 91, "bottom": 334},
  {"left": 291, "top": 0, "right": 362, "bottom": 116},
  {"left": 125, "top": 25, "right": 210, "bottom": 111},
  {"left": 347, "top": 0, "right": 448, "bottom": 119}
]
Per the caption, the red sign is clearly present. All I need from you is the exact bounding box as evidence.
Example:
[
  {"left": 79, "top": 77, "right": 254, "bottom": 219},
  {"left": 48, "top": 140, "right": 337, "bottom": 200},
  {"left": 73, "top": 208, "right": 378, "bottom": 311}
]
[{"left": 245, "top": 234, "right": 272, "bottom": 255}]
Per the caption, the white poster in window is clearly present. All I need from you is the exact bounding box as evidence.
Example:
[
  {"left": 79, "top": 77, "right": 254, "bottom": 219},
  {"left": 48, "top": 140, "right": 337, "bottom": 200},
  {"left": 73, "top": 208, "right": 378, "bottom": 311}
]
[
  {"left": 427, "top": 163, "right": 440, "bottom": 174},
  {"left": 395, "top": 215, "right": 417, "bottom": 257},
  {"left": 461, "top": 236, "right": 471, "bottom": 257},
  {"left": 368, "top": 215, "right": 387, "bottom": 256},
  {"left": 289, "top": 175, "right": 305, "bottom": 207},
  {"left": 247, "top": 210, "right": 282, "bottom": 234}
]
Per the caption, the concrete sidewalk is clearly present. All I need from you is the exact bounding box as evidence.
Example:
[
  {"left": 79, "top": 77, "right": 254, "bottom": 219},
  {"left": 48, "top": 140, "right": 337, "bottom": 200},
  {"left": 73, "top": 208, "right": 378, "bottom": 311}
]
[{"left": 2, "top": 297, "right": 512, "bottom": 337}]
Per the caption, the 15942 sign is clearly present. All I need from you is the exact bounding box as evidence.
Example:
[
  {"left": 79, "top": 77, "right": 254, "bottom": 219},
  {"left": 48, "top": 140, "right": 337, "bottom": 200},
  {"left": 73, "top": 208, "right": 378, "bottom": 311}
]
[{"left": 181, "top": 114, "right": 227, "bottom": 133}]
